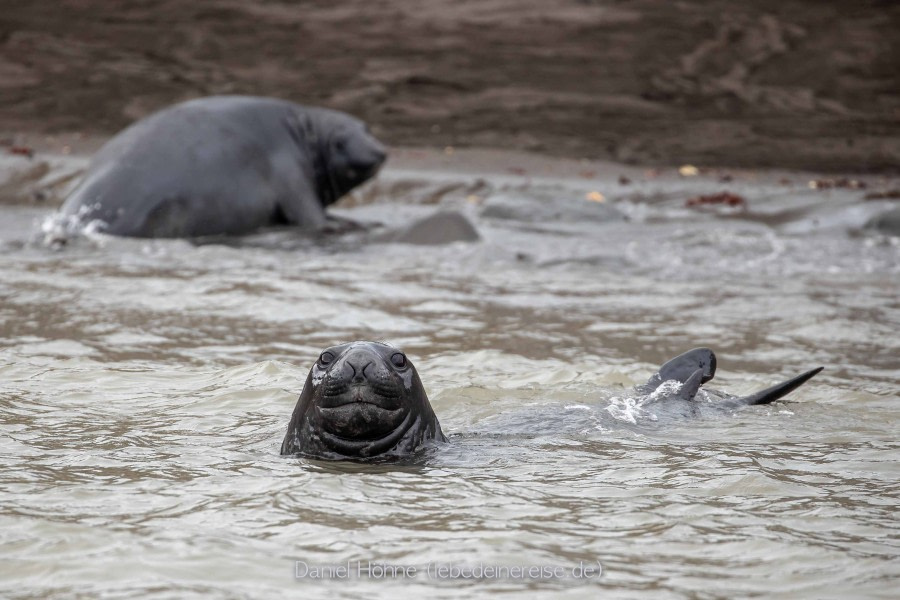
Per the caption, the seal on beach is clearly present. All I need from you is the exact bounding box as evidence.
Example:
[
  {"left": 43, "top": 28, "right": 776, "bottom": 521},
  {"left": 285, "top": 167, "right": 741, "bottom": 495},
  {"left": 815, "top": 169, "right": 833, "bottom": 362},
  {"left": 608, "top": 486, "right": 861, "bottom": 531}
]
[
  {"left": 281, "top": 341, "right": 446, "bottom": 460},
  {"left": 58, "top": 95, "right": 387, "bottom": 237}
]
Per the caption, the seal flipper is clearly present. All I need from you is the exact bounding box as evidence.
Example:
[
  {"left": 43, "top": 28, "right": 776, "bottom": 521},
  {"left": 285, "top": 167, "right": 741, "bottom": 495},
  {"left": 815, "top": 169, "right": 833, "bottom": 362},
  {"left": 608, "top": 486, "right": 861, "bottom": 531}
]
[
  {"left": 739, "top": 367, "right": 824, "bottom": 405},
  {"left": 642, "top": 348, "right": 717, "bottom": 393},
  {"left": 677, "top": 368, "right": 706, "bottom": 402}
]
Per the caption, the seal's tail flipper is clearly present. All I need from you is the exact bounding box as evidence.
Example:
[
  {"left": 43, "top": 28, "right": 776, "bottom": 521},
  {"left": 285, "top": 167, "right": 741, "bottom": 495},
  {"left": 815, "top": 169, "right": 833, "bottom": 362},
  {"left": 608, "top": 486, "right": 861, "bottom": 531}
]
[
  {"left": 739, "top": 367, "right": 824, "bottom": 405},
  {"left": 643, "top": 348, "right": 717, "bottom": 392}
]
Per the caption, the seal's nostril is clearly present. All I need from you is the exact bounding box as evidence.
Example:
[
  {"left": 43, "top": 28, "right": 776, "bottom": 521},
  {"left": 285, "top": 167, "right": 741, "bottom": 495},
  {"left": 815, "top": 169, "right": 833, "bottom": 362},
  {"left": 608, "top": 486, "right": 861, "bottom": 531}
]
[
  {"left": 361, "top": 361, "right": 376, "bottom": 380},
  {"left": 344, "top": 353, "right": 376, "bottom": 384},
  {"left": 344, "top": 360, "right": 360, "bottom": 382},
  {"left": 350, "top": 361, "right": 374, "bottom": 383}
]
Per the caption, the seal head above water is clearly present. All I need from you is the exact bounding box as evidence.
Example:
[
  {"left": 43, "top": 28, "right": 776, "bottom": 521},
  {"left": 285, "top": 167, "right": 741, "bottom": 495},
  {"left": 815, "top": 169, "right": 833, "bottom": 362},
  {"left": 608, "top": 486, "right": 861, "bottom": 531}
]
[
  {"left": 281, "top": 341, "right": 446, "bottom": 460},
  {"left": 59, "top": 95, "right": 387, "bottom": 238}
]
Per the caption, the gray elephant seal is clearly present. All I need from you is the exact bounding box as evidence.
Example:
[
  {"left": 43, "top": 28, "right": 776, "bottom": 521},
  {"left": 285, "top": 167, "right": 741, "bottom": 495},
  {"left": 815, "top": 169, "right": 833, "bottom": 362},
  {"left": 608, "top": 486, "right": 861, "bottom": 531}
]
[
  {"left": 281, "top": 341, "right": 446, "bottom": 460},
  {"left": 59, "top": 95, "right": 387, "bottom": 237},
  {"left": 281, "top": 343, "right": 821, "bottom": 460}
]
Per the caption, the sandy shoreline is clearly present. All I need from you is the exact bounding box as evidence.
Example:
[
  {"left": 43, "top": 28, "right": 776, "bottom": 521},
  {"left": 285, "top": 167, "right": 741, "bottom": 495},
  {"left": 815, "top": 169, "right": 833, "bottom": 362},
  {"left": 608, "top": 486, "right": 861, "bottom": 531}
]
[{"left": 1, "top": 0, "right": 897, "bottom": 173}]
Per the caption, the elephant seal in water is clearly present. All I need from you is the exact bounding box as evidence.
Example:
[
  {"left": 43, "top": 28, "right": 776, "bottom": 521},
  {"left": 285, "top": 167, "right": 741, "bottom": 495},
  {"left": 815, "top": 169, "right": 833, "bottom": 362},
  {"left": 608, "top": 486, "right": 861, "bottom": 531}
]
[
  {"left": 59, "top": 96, "right": 387, "bottom": 237},
  {"left": 281, "top": 341, "right": 446, "bottom": 459},
  {"left": 282, "top": 342, "right": 821, "bottom": 460}
]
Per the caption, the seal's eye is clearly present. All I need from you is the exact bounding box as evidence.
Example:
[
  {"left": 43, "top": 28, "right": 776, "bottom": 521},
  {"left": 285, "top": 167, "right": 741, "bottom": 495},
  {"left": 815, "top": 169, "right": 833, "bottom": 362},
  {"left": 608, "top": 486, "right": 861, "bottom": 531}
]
[
  {"left": 390, "top": 353, "right": 407, "bottom": 368},
  {"left": 318, "top": 351, "right": 335, "bottom": 366}
]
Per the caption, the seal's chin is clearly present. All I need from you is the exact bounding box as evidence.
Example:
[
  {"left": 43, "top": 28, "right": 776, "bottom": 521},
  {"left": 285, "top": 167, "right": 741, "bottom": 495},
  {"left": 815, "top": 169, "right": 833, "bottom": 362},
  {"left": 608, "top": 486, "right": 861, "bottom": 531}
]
[{"left": 315, "top": 407, "right": 416, "bottom": 458}]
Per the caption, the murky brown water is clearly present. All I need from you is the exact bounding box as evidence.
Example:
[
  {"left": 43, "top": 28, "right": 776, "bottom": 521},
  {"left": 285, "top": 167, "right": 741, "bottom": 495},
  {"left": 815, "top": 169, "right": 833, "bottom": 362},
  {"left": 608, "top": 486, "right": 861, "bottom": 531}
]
[{"left": 1, "top": 151, "right": 898, "bottom": 598}]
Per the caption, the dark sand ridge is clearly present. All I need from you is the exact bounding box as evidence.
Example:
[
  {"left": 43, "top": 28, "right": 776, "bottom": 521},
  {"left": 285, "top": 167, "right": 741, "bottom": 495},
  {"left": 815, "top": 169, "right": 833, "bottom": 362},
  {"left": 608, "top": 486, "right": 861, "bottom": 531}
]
[{"left": 0, "top": 0, "right": 897, "bottom": 172}]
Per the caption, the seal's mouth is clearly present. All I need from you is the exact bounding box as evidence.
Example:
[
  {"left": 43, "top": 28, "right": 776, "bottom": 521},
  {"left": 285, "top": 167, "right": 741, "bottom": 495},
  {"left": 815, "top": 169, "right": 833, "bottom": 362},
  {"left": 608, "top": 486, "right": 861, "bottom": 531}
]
[
  {"left": 316, "top": 402, "right": 409, "bottom": 442},
  {"left": 316, "top": 410, "right": 418, "bottom": 458}
]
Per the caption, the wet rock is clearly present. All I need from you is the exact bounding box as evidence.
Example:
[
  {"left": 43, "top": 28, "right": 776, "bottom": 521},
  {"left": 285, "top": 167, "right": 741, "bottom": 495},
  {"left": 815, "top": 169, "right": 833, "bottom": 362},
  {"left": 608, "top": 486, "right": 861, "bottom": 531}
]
[
  {"left": 865, "top": 207, "right": 900, "bottom": 236},
  {"left": 480, "top": 191, "right": 626, "bottom": 224},
  {"left": 385, "top": 211, "right": 480, "bottom": 245},
  {"left": 781, "top": 203, "right": 895, "bottom": 235}
]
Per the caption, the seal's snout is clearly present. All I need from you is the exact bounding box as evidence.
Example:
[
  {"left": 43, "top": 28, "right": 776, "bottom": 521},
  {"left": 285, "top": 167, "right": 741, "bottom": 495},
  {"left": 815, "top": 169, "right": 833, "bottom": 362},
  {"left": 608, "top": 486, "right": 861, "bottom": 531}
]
[
  {"left": 343, "top": 348, "right": 377, "bottom": 385},
  {"left": 369, "top": 139, "right": 387, "bottom": 167},
  {"left": 355, "top": 139, "right": 387, "bottom": 177},
  {"left": 320, "top": 345, "right": 401, "bottom": 411}
]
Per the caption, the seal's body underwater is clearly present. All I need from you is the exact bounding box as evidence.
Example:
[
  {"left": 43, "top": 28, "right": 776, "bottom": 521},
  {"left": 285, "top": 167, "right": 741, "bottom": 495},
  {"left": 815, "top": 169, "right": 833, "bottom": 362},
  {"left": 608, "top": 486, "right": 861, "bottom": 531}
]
[
  {"left": 281, "top": 342, "right": 446, "bottom": 460},
  {"left": 59, "top": 96, "right": 386, "bottom": 237}
]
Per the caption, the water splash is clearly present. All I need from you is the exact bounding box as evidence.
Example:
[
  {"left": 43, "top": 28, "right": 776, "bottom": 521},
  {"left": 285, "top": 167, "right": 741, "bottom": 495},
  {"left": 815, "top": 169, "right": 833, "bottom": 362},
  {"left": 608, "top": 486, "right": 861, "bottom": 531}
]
[{"left": 37, "top": 203, "right": 108, "bottom": 249}]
